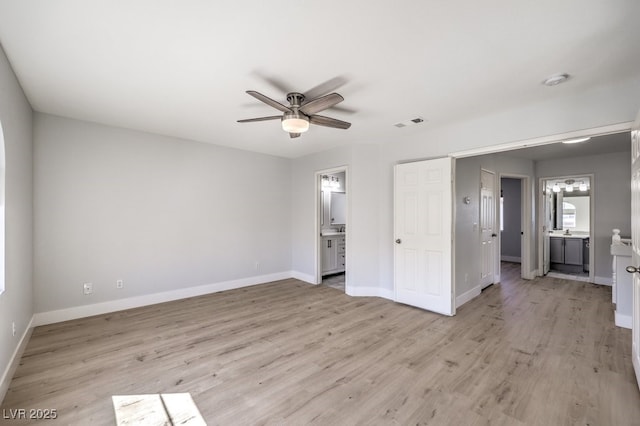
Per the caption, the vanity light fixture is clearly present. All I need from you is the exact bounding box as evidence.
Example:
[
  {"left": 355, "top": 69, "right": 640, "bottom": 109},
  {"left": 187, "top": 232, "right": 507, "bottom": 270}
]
[
  {"left": 331, "top": 177, "right": 340, "bottom": 188},
  {"left": 552, "top": 183, "right": 561, "bottom": 193},
  {"left": 564, "top": 179, "right": 575, "bottom": 192},
  {"left": 579, "top": 181, "right": 587, "bottom": 191}
]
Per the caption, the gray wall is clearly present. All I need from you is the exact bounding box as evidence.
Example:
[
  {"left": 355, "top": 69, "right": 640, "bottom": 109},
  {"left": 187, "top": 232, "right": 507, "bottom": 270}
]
[
  {"left": 536, "top": 149, "right": 631, "bottom": 282},
  {"left": 34, "top": 113, "right": 292, "bottom": 313},
  {"left": 455, "top": 154, "right": 535, "bottom": 297},
  {"left": 501, "top": 178, "right": 522, "bottom": 260},
  {"left": 0, "top": 44, "right": 33, "bottom": 396}
]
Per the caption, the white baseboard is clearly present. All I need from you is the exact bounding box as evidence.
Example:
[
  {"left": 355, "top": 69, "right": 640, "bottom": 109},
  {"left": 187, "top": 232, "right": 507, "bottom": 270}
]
[
  {"left": 615, "top": 311, "right": 632, "bottom": 329},
  {"left": 33, "top": 272, "right": 292, "bottom": 327},
  {"left": 501, "top": 256, "right": 521, "bottom": 263},
  {"left": 595, "top": 276, "right": 613, "bottom": 286},
  {"left": 1, "top": 316, "right": 34, "bottom": 405},
  {"left": 456, "top": 285, "right": 481, "bottom": 308},
  {"left": 290, "top": 271, "right": 316, "bottom": 284},
  {"left": 346, "top": 285, "right": 394, "bottom": 301}
]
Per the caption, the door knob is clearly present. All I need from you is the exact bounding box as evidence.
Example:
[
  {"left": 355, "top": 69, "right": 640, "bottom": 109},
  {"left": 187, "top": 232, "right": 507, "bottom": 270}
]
[
  {"left": 395, "top": 239, "right": 402, "bottom": 244},
  {"left": 491, "top": 233, "right": 497, "bottom": 237},
  {"left": 626, "top": 266, "right": 640, "bottom": 274}
]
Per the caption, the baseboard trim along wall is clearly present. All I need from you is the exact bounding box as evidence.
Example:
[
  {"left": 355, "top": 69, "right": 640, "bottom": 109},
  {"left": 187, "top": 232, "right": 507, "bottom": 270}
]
[
  {"left": 595, "top": 276, "right": 613, "bottom": 286},
  {"left": 500, "top": 256, "right": 521, "bottom": 263},
  {"left": 346, "top": 285, "right": 394, "bottom": 301},
  {"left": 456, "top": 285, "right": 481, "bottom": 308},
  {"left": 33, "top": 272, "right": 293, "bottom": 327},
  {"left": 0, "top": 316, "right": 34, "bottom": 405},
  {"left": 615, "top": 311, "right": 632, "bottom": 329},
  {"left": 290, "top": 271, "right": 316, "bottom": 284}
]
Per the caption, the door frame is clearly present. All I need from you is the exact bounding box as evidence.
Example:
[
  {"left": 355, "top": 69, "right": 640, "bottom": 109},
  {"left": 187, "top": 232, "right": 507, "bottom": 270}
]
[
  {"left": 537, "top": 174, "right": 595, "bottom": 282},
  {"left": 314, "top": 166, "right": 349, "bottom": 287},
  {"left": 498, "top": 174, "right": 532, "bottom": 280}
]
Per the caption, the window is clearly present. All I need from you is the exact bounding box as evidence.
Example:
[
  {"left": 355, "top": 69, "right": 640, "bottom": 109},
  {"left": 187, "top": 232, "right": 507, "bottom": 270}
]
[
  {"left": 500, "top": 196, "right": 504, "bottom": 231},
  {"left": 562, "top": 201, "right": 576, "bottom": 228}
]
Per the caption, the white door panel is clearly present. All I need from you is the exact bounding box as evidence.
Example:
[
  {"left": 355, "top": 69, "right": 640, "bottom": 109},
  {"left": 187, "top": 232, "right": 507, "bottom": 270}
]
[
  {"left": 631, "top": 111, "right": 640, "bottom": 391},
  {"left": 394, "top": 158, "right": 453, "bottom": 316},
  {"left": 480, "top": 170, "right": 497, "bottom": 289}
]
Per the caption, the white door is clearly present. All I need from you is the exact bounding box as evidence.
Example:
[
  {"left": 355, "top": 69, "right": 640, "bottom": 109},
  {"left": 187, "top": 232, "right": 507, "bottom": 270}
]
[
  {"left": 543, "top": 184, "right": 553, "bottom": 274},
  {"left": 630, "top": 111, "right": 640, "bottom": 390},
  {"left": 480, "top": 169, "right": 497, "bottom": 289},
  {"left": 394, "top": 158, "right": 454, "bottom": 316}
]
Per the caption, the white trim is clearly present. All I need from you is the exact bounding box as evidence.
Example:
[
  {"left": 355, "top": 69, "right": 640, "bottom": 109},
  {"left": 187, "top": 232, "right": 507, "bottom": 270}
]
[
  {"left": 499, "top": 173, "right": 532, "bottom": 281},
  {"left": 314, "top": 166, "right": 349, "bottom": 286},
  {"left": 346, "top": 285, "right": 394, "bottom": 301},
  {"left": 0, "top": 316, "right": 34, "bottom": 404},
  {"left": 291, "top": 271, "right": 316, "bottom": 284},
  {"left": 450, "top": 122, "right": 632, "bottom": 159},
  {"left": 456, "top": 285, "right": 481, "bottom": 308},
  {"left": 33, "top": 272, "right": 292, "bottom": 326},
  {"left": 595, "top": 276, "right": 613, "bottom": 286},
  {"left": 538, "top": 174, "right": 596, "bottom": 283},
  {"left": 501, "top": 256, "right": 521, "bottom": 263},
  {"left": 615, "top": 311, "right": 632, "bottom": 329}
]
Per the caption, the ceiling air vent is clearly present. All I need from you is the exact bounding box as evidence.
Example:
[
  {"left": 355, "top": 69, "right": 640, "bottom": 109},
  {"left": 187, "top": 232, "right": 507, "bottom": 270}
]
[{"left": 394, "top": 117, "right": 426, "bottom": 128}]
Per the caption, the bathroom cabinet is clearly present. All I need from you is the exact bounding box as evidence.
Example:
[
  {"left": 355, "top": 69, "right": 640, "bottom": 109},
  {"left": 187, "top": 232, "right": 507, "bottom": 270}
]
[
  {"left": 322, "top": 235, "right": 345, "bottom": 275},
  {"left": 550, "top": 236, "right": 584, "bottom": 266}
]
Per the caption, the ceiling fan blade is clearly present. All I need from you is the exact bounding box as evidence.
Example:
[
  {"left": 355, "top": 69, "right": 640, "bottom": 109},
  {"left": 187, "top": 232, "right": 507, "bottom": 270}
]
[
  {"left": 289, "top": 132, "right": 301, "bottom": 139},
  {"left": 304, "top": 75, "right": 349, "bottom": 100},
  {"left": 237, "top": 115, "right": 282, "bottom": 123},
  {"left": 246, "top": 91, "right": 291, "bottom": 113},
  {"left": 251, "top": 70, "right": 292, "bottom": 94},
  {"left": 299, "top": 93, "right": 344, "bottom": 115},
  {"left": 309, "top": 115, "right": 351, "bottom": 130}
]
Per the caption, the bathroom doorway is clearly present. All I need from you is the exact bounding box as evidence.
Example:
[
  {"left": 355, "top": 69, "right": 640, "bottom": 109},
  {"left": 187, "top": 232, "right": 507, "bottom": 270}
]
[
  {"left": 540, "top": 175, "right": 594, "bottom": 282},
  {"left": 315, "top": 167, "right": 348, "bottom": 292}
]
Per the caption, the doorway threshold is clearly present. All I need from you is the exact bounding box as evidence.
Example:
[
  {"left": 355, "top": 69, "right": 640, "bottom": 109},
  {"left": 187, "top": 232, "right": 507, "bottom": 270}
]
[{"left": 546, "top": 271, "right": 590, "bottom": 283}]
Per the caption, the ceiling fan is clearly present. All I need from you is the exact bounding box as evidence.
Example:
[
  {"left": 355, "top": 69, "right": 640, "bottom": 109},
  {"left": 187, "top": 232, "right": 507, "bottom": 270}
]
[{"left": 238, "top": 90, "right": 351, "bottom": 138}]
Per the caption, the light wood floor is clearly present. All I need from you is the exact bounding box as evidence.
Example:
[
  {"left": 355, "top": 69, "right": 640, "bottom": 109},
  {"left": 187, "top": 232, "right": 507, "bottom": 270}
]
[{"left": 2, "top": 263, "right": 639, "bottom": 425}]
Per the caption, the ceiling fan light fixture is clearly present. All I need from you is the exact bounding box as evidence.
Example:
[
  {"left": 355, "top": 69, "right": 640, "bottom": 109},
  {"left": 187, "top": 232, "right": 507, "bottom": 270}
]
[{"left": 282, "top": 114, "right": 309, "bottom": 133}]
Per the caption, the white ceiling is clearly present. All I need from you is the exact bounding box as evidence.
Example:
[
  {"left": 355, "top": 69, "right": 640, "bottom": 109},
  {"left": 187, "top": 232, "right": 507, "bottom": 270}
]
[{"left": 0, "top": 1, "right": 639, "bottom": 158}]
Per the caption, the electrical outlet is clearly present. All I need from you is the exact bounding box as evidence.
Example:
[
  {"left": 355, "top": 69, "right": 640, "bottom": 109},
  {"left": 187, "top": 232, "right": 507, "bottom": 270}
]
[
  {"left": 83, "top": 282, "right": 93, "bottom": 295},
  {"left": 12, "top": 321, "right": 16, "bottom": 337},
  {"left": 116, "top": 279, "right": 124, "bottom": 289}
]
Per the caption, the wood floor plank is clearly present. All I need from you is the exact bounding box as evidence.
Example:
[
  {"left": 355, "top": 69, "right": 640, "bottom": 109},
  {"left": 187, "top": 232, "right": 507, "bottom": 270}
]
[{"left": 2, "top": 267, "right": 640, "bottom": 424}]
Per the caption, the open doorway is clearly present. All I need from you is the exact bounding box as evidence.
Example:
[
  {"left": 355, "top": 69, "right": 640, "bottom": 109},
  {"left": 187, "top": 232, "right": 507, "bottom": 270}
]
[
  {"left": 540, "top": 175, "right": 594, "bottom": 282},
  {"left": 499, "top": 176, "right": 526, "bottom": 282},
  {"left": 316, "top": 167, "right": 347, "bottom": 291}
]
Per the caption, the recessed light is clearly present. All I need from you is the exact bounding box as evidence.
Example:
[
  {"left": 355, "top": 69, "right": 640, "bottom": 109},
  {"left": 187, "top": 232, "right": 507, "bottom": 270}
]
[
  {"left": 562, "top": 137, "right": 591, "bottom": 144},
  {"left": 543, "top": 73, "right": 570, "bottom": 86}
]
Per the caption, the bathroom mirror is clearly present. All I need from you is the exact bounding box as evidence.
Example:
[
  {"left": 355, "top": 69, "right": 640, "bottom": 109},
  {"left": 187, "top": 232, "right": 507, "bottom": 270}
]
[{"left": 330, "top": 192, "right": 346, "bottom": 225}]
